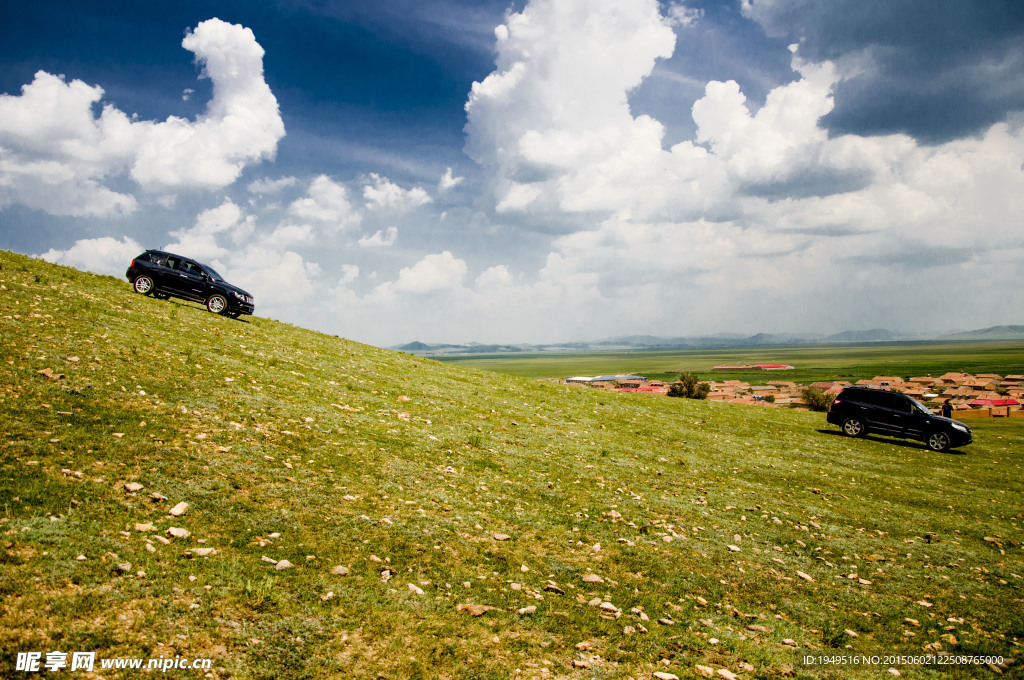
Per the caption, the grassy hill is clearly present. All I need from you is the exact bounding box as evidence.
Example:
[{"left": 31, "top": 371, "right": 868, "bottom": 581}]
[{"left": 1, "top": 249, "right": 1021, "bottom": 679}]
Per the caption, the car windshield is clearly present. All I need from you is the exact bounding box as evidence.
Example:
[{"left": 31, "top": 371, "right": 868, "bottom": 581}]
[
  {"left": 202, "top": 264, "right": 225, "bottom": 282},
  {"left": 908, "top": 396, "right": 932, "bottom": 414}
]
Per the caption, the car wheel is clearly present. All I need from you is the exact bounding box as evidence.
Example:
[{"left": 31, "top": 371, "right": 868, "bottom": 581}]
[
  {"left": 927, "top": 431, "right": 951, "bottom": 452},
  {"left": 206, "top": 294, "right": 228, "bottom": 314},
  {"left": 133, "top": 276, "right": 154, "bottom": 295},
  {"left": 842, "top": 418, "right": 867, "bottom": 437}
]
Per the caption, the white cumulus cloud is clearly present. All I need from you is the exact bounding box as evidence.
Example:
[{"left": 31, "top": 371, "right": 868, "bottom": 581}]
[
  {"left": 0, "top": 18, "right": 283, "bottom": 218},
  {"left": 465, "top": 0, "right": 676, "bottom": 215},
  {"left": 38, "top": 235, "right": 143, "bottom": 276},
  {"left": 130, "top": 19, "right": 285, "bottom": 190},
  {"left": 248, "top": 176, "right": 298, "bottom": 194},
  {"left": 438, "top": 167, "right": 464, "bottom": 191},
  {"left": 289, "top": 175, "right": 361, "bottom": 230},
  {"left": 164, "top": 199, "right": 252, "bottom": 260},
  {"left": 386, "top": 251, "right": 467, "bottom": 294},
  {"left": 363, "top": 173, "right": 433, "bottom": 212},
  {"left": 358, "top": 227, "right": 398, "bottom": 248}
]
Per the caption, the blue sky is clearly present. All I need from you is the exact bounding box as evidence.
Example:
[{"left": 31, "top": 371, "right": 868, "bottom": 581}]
[{"left": 2, "top": 0, "right": 1022, "bottom": 345}]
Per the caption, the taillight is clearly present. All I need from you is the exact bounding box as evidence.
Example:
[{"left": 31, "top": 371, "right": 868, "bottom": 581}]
[{"left": 130, "top": 259, "right": 136, "bottom": 267}]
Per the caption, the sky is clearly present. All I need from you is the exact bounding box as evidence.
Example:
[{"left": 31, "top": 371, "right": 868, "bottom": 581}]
[{"left": 1, "top": 0, "right": 1022, "bottom": 347}]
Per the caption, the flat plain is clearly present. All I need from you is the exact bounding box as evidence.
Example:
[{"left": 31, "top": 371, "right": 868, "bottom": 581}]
[
  {"left": 434, "top": 343, "right": 1024, "bottom": 384},
  {"left": 1, "top": 250, "right": 1021, "bottom": 679}
]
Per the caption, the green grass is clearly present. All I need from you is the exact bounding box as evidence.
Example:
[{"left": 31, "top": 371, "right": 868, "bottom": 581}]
[
  {"left": 1, "top": 249, "right": 1022, "bottom": 679},
  {"left": 434, "top": 343, "right": 1024, "bottom": 384}
]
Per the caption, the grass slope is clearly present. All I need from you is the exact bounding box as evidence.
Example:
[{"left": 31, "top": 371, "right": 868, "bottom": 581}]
[{"left": 1, "top": 249, "right": 1022, "bottom": 680}]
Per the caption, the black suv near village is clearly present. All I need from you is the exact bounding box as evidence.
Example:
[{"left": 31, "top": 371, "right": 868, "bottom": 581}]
[
  {"left": 826, "top": 386, "right": 972, "bottom": 452},
  {"left": 125, "top": 250, "right": 255, "bottom": 318}
]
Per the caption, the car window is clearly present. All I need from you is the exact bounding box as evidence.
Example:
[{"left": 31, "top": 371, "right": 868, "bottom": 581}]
[
  {"left": 203, "top": 265, "right": 224, "bottom": 281},
  {"left": 182, "top": 261, "right": 207, "bottom": 277},
  {"left": 850, "top": 390, "right": 882, "bottom": 407},
  {"left": 908, "top": 397, "right": 932, "bottom": 415},
  {"left": 892, "top": 395, "right": 914, "bottom": 413}
]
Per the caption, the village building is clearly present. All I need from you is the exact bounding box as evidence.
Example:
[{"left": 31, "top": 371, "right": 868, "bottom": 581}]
[{"left": 559, "top": 370, "right": 1020, "bottom": 416}]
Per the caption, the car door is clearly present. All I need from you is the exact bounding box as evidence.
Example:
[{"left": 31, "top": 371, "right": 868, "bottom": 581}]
[
  {"left": 861, "top": 391, "right": 900, "bottom": 435},
  {"left": 156, "top": 256, "right": 187, "bottom": 296},
  {"left": 899, "top": 397, "right": 929, "bottom": 440},
  {"left": 174, "top": 260, "right": 210, "bottom": 301},
  {"left": 885, "top": 394, "right": 917, "bottom": 437},
  {"left": 148, "top": 254, "right": 181, "bottom": 293}
]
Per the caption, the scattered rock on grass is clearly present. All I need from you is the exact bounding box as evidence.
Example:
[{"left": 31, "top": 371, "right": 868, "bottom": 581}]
[
  {"left": 169, "top": 502, "right": 189, "bottom": 517},
  {"left": 124, "top": 482, "right": 144, "bottom": 493}
]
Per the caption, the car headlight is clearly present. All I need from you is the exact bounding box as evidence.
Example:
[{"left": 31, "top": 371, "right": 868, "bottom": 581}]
[{"left": 951, "top": 422, "right": 969, "bottom": 433}]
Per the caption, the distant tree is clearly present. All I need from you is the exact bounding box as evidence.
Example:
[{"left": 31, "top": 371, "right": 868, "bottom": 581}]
[
  {"left": 802, "top": 386, "right": 836, "bottom": 412},
  {"left": 764, "top": 394, "right": 775, "bottom": 404},
  {"left": 668, "top": 372, "right": 710, "bottom": 400}
]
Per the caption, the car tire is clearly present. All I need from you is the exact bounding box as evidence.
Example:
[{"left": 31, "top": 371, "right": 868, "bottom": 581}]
[
  {"left": 133, "top": 276, "right": 154, "bottom": 295},
  {"left": 927, "top": 431, "right": 951, "bottom": 452},
  {"left": 206, "top": 294, "right": 228, "bottom": 314},
  {"left": 842, "top": 418, "right": 867, "bottom": 438}
]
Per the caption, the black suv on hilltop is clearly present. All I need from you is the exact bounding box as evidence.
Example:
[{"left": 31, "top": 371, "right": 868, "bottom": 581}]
[
  {"left": 125, "top": 250, "right": 255, "bottom": 318},
  {"left": 826, "top": 386, "right": 972, "bottom": 452}
]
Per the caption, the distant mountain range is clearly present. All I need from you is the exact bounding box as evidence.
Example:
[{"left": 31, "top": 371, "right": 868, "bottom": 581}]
[{"left": 393, "top": 325, "right": 1024, "bottom": 356}]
